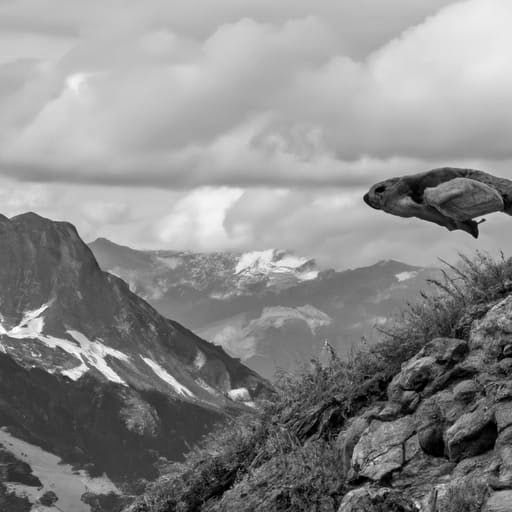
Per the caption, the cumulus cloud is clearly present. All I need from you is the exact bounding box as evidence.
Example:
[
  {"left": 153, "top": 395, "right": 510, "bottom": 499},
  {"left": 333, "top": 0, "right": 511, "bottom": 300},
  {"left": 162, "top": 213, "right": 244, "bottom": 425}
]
[
  {"left": 1, "top": 0, "right": 512, "bottom": 268},
  {"left": 3, "top": 0, "right": 510, "bottom": 190}
]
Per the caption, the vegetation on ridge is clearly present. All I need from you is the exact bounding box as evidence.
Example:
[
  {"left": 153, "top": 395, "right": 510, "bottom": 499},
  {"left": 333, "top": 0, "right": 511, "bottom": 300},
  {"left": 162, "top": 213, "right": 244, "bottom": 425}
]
[{"left": 128, "top": 252, "right": 512, "bottom": 512}]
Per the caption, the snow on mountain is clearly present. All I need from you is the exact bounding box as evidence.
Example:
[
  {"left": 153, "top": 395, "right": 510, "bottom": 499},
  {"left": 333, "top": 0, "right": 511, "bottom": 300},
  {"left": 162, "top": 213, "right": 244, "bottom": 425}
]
[
  {"left": 396, "top": 270, "right": 418, "bottom": 282},
  {"left": 0, "top": 305, "right": 130, "bottom": 385},
  {"left": 90, "top": 238, "right": 322, "bottom": 301},
  {"left": 140, "top": 356, "right": 195, "bottom": 398},
  {"left": 235, "top": 249, "right": 319, "bottom": 282}
]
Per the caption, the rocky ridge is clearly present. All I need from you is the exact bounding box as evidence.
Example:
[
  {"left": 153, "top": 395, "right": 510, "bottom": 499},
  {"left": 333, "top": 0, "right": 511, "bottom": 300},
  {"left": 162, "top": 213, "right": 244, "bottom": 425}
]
[{"left": 337, "top": 293, "right": 512, "bottom": 511}]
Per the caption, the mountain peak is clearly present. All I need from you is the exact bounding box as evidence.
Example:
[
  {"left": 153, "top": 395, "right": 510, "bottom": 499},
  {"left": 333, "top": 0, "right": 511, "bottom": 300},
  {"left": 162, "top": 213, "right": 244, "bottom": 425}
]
[{"left": 0, "top": 212, "right": 268, "bottom": 404}]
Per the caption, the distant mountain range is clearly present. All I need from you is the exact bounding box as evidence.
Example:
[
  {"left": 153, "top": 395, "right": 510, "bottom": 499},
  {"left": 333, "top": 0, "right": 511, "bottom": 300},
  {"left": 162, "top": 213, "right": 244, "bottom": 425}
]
[
  {"left": 90, "top": 238, "right": 436, "bottom": 380},
  {"left": 0, "top": 212, "right": 270, "bottom": 511}
]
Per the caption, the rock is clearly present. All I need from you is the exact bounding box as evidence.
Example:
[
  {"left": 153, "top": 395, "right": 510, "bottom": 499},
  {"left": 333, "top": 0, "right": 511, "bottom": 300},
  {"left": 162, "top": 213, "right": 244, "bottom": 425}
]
[
  {"left": 339, "top": 416, "right": 370, "bottom": 476},
  {"left": 337, "top": 487, "right": 418, "bottom": 512},
  {"left": 453, "top": 379, "right": 480, "bottom": 404},
  {"left": 399, "top": 357, "right": 438, "bottom": 391},
  {"left": 377, "top": 402, "right": 404, "bottom": 420},
  {"left": 452, "top": 452, "right": 496, "bottom": 478},
  {"left": 385, "top": 379, "right": 420, "bottom": 414},
  {"left": 470, "top": 296, "right": 512, "bottom": 361},
  {"left": 415, "top": 398, "right": 445, "bottom": 457},
  {"left": 38, "top": 491, "right": 58, "bottom": 506},
  {"left": 483, "top": 490, "right": 512, "bottom": 512},
  {"left": 351, "top": 416, "right": 415, "bottom": 480},
  {"left": 497, "top": 425, "right": 512, "bottom": 447},
  {"left": 424, "top": 364, "right": 478, "bottom": 397},
  {"left": 435, "top": 390, "right": 465, "bottom": 424},
  {"left": 418, "top": 426, "right": 445, "bottom": 458},
  {"left": 446, "top": 402, "right": 497, "bottom": 462},
  {"left": 490, "top": 445, "right": 512, "bottom": 490},
  {"left": 497, "top": 358, "right": 512, "bottom": 375},
  {"left": 329, "top": 292, "right": 512, "bottom": 509},
  {"left": 421, "top": 337, "right": 469, "bottom": 364},
  {"left": 494, "top": 381, "right": 512, "bottom": 402},
  {"left": 495, "top": 402, "right": 512, "bottom": 433}
]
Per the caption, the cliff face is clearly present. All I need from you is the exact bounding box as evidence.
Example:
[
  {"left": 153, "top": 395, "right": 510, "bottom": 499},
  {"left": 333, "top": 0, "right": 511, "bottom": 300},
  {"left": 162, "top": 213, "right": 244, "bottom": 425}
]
[{"left": 338, "top": 294, "right": 512, "bottom": 511}]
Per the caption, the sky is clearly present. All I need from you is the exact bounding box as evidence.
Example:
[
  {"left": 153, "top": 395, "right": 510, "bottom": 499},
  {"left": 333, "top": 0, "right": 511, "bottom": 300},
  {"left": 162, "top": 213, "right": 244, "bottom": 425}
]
[{"left": 1, "top": 0, "right": 512, "bottom": 269}]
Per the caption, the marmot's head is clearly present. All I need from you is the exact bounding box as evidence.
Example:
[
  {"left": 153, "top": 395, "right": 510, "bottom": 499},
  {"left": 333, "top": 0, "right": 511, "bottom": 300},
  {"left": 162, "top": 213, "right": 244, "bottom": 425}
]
[{"left": 363, "top": 177, "right": 407, "bottom": 211}]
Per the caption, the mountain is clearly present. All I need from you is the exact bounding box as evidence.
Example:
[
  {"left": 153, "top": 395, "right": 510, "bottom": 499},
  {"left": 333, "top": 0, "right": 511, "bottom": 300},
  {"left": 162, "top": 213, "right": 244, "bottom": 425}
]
[
  {"left": 0, "top": 212, "right": 269, "bottom": 511},
  {"left": 90, "top": 238, "right": 436, "bottom": 379}
]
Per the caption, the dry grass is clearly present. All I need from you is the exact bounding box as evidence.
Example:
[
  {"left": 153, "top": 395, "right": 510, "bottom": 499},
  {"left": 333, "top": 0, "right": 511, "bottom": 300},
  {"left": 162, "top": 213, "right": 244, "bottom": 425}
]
[{"left": 444, "top": 478, "right": 489, "bottom": 512}]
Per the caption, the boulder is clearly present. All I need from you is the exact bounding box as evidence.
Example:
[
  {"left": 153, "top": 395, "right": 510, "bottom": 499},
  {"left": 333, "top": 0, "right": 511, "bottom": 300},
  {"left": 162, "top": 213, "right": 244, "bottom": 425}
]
[
  {"left": 446, "top": 402, "right": 497, "bottom": 462},
  {"left": 453, "top": 379, "right": 480, "bottom": 404},
  {"left": 385, "top": 377, "right": 420, "bottom": 414},
  {"left": 435, "top": 390, "right": 465, "bottom": 424},
  {"left": 418, "top": 426, "right": 445, "bottom": 458},
  {"left": 415, "top": 398, "right": 445, "bottom": 457},
  {"left": 351, "top": 416, "right": 415, "bottom": 480},
  {"left": 398, "top": 357, "right": 438, "bottom": 391}
]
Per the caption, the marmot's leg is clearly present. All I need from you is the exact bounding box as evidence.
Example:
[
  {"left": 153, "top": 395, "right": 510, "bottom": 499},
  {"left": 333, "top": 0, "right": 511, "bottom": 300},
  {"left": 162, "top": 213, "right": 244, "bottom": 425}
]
[{"left": 456, "top": 219, "right": 479, "bottom": 238}]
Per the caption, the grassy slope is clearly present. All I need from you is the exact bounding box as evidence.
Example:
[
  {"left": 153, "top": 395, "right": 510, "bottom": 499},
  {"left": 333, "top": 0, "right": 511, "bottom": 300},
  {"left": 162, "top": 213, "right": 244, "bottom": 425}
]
[{"left": 128, "top": 252, "right": 512, "bottom": 512}]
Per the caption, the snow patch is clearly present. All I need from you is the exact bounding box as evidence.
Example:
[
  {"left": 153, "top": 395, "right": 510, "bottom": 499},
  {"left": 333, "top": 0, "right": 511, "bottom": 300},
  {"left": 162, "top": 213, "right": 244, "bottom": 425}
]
[
  {"left": 0, "top": 304, "right": 130, "bottom": 385},
  {"left": 235, "top": 250, "right": 318, "bottom": 281},
  {"left": 141, "top": 356, "right": 195, "bottom": 398},
  {"left": 228, "top": 387, "right": 251, "bottom": 402},
  {"left": 3, "top": 304, "right": 49, "bottom": 339},
  {"left": 0, "top": 429, "right": 120, "bottom": 512},
  {"left": 396, "top": 271, "right": 418, "bottom": 282},
  {"left": 195, "top": 378, "right": 219, "bottom": 395},
  {"left": 193, "top": 349, "right": 206, "bottom": 369}
]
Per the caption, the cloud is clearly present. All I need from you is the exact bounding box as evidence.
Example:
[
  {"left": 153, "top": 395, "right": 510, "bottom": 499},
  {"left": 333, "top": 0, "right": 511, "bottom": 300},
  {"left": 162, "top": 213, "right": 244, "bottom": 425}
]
[
  {"left": 155, "top": 187, "right": 244, "bottom": 250},
  {"left": 3, "top": 0, "right": 509, "bottom": 192},
  {"left": 1, "top": 0, "right": 512, "bottom": 269}
]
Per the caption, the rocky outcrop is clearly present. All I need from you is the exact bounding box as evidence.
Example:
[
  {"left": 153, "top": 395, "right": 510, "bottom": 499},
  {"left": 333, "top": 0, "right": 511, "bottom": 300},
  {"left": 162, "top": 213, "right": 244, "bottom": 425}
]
[{"left": 338, "top": 295, "right": 512, "bottom": 511}]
